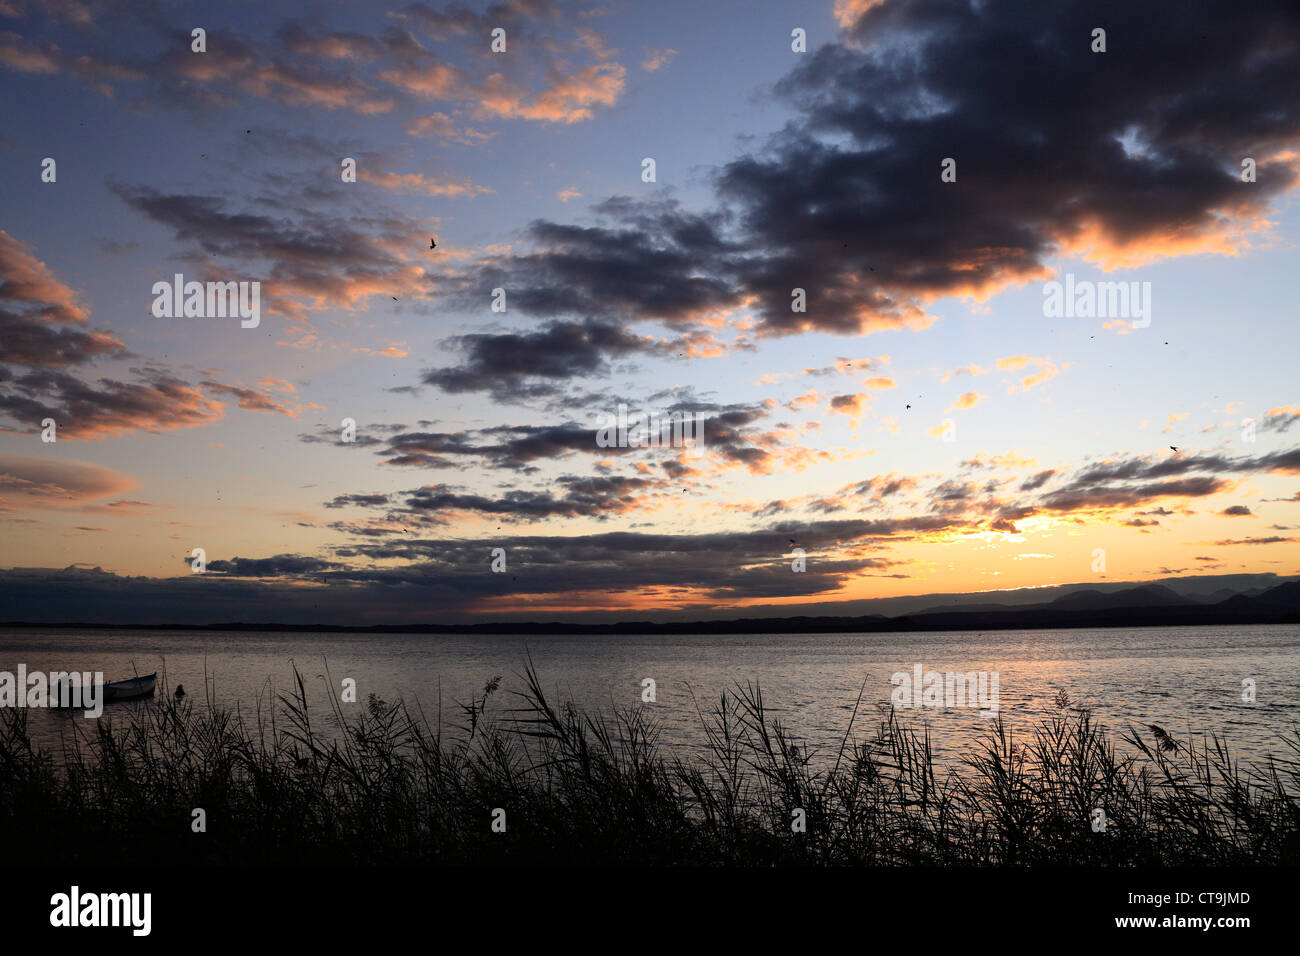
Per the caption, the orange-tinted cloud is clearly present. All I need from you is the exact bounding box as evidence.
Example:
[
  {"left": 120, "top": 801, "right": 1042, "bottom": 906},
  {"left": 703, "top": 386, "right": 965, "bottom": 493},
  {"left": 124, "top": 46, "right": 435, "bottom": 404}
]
[
  {"left": 947, "top": 391, "right": 984, "bottom": 411},
  {"left": 0, "top": 230, "right": 90, "bottom": 324},
  {"left": 357, "top": 167, "right": 490, "bottom": 198},
  {"left": 0, "top": 454, "right": 136, "bottom": 509},
  {"left": 997, "top": 356, "right": 1064, "bottom": 393},
  {"left": 641, "top": 48, "right": 676, "bottom": 72},
  {"left": 833, "top": 0, "right": 888, "bottom": 30},
  {"left": 478, "top": 61, "right": 627, "bottom": 124}
]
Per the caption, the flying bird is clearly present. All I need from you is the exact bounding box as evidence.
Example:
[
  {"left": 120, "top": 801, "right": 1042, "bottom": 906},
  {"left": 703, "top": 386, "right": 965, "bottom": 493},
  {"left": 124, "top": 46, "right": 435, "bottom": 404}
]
[
  {"left": 429, "top": 237, "right": 437, "bottom": 249},
  {"left": 392, "top": 296, "right": 398, "bottom": 300},
  {"left": 1169, "top": 446, "right": 1179, "bottom": 452},
  {"left": 906, "top": 404, "right": 911, "bottom": 410}
]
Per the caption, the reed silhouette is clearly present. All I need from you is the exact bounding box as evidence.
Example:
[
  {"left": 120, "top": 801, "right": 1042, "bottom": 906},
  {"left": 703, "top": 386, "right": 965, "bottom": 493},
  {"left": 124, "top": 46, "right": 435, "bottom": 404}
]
[{"left": 2, "top": 662, "right": 1296, "bottom": 866}]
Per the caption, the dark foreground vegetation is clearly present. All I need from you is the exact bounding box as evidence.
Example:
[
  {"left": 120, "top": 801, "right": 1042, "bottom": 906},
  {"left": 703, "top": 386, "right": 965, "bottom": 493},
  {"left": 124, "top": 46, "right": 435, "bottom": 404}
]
[{"left": 2, "top": 666, "right": 1298, "bottom": 866}]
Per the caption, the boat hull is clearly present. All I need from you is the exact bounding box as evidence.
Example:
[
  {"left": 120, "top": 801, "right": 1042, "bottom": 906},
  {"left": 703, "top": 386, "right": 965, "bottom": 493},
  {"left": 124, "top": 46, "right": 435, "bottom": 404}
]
[{"left": 103, "top": 673, "right": 157, "bottom": 701}]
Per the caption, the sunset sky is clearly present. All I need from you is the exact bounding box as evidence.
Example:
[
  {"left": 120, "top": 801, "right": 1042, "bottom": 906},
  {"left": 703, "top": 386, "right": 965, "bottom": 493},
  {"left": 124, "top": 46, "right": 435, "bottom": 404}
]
[{"left": 1, "top": 0, "right": 1298, "bottom": 624}]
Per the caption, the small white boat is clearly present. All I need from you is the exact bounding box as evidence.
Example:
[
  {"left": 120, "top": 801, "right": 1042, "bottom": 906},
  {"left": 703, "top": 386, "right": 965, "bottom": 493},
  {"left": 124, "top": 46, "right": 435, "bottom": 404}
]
[
  {"left": 103, "top": 673, "right": 157, "bottom": 702},
  {"left": 53, "top": 672, "right": 157, "bottom": 707}
]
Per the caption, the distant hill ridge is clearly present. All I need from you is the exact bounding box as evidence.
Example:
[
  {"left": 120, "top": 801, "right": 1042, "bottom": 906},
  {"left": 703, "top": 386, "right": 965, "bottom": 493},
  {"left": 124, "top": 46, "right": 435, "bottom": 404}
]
[{"left": 4, "top": 578, "right": 1298, "bottom": 635}]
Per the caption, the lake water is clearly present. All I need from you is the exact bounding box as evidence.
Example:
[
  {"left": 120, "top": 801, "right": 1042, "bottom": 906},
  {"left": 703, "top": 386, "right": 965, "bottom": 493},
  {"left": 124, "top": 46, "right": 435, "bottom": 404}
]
[{"left": 2, "top": 624, "right": 1297, "bottom": 769}]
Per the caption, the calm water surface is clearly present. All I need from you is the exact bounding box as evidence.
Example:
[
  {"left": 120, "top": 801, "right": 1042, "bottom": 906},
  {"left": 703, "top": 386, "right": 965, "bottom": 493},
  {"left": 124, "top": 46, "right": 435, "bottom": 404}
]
[{"left": 2, "top": 624, "right": 1297, "bottom": 767}]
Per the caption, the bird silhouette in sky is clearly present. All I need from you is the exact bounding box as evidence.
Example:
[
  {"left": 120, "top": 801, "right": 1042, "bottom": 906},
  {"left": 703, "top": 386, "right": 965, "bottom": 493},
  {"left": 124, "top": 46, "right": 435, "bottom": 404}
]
[
  {"left": 906, "top": 404, "right": 911, "bottom": 410},
  {"left": 1170, "top": 446, "right": 1180, "bottom": 452},
  {"left": 429, "top": 237, "right": 437, "bottom": 249},
  {"left": 392, "top": 296, "right": 398, "bottom": 300}
]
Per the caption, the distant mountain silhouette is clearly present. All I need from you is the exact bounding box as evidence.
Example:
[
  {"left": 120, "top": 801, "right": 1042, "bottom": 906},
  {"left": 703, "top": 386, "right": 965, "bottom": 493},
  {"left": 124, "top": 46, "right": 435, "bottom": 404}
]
[
  {"left": 1040, "top": 584, "right": 1197, "bottom": 610},
  {"left": 5, "top": 580, "right": 1298, "bottom": 635},
  {"left": 915, "top": 583, "right": 1199, "bottom": 616},
  {"left": 1250, "top": 580, "right": 1300, "bottom": 608},
  {"left": 891, "top": 581, "right": 1300, "bottom": 633}
]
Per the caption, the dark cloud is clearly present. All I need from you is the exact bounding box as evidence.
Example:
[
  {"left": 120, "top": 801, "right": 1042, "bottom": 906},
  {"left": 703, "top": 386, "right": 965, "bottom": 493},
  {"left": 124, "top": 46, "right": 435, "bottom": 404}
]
[
  {"left": 0, "top": 512, "right": 941, "bottom": 622},
  {"left": 1020, "top": 469, "right": 1057, "bottom": 491},
  {"left": 0, "top": 367, "right": 224, "bottom": 439},
  {"left": 1035, "top": 448, "right": 1300, "bottom": 514},
  {"left": 389, "top": 0, "right": 561, "bottom": 41},
  {"left": 454, "top": 200, "right": 738, "bottom": 321},
  {"left": 741, "top": 0, "right": 1300, "bottom": 330},
  {"left": 471, "top": 423, "right": 609, "bottom": 469},
  {"left": 929, "top": 479, "right": 979, "bottom": 507},
  {"left": 325, "top": 493, "right": 391, "bottom": 509},
  {"left": 373, "top": 431, "right": 481, "bottom": 469},
  {"left": 312, "top": 400, "right": 776, "bottom": 476},
  {"left": 431, "top": 0, "right": 1300, "bottom": 366},
  {"left": 197, "top": 554, "right": 345, "bottom": 577},
  {"left": 843, "top": 473, "right": 919, "bottom": 503},
  {"left": 1040, "top": 476, "right": 1230, "bottom": 512},
  {"left": 400, "top": 474, "right": 658, "bottom": 521},
  {"left": 298, "top": 421, "right": 405, "bottom": 448},
  {"left": 0, "top": 229, "right": 131, "bottom": 375},
  {"left": 199, "top": 381, "right": 299, "bottom": 417},
  {"left": 305, "top": 421, "right": 638, "bottom": 472},
  {"left": 0, "top": 534, "right": 889, "bottom": 624},
  {"left": 111, "top": 185, "right": 430, "bottom": 330},
  {"left": 420, "top": 318, "right": 661, "bottom": 402},
  {"left": 1213, "top": 536, "right": 1296, "bottom": 546},
  {"left": 1263, "top": 407, "right": 1300, "bottom": 433},
  {"left": 329, "top": 520, "right": 925, "bottom": 601},
  {"left": 0, "top": 308, "right": 128, "bottom": 368},
  {"left": 0, "top": 0, "right": 622, "bottom": 129}
]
